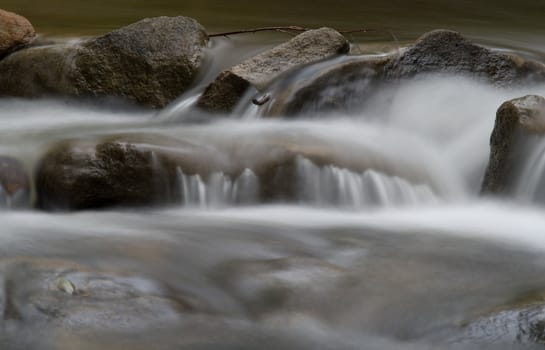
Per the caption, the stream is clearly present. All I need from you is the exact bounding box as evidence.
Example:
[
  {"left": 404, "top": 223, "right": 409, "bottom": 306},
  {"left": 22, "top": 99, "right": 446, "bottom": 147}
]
[{"left": 2, "top": 1, "right": 545, "bottom": 349}]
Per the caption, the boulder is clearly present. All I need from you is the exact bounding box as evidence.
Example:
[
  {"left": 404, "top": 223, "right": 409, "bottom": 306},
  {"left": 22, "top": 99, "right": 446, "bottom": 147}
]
[
  {"left": 35, "top": 129, "right": 445, "bottom": 210},
  {"left": 262, "top": 30, "right": 545, "bottom": 116},
  {"left": 0, "top": 156, "right": 30, "bottom": 208},
  {"left": 0, "top": 16, "right": 208, "bottom": 108},
  {"left": 481, "top": 95, "right": 545, "bottom": 194},
  {"left": 385, "top": 29, "right": 545, "bottom": 84},
  {"left": 35, "top": 137, "right": 181, "bottom": 210},
  {"left": 196, "top": 27, "right": 349, "bottom": 113},
  {"left": 0, "top": 9, "right": 35, "bottom": 58}
]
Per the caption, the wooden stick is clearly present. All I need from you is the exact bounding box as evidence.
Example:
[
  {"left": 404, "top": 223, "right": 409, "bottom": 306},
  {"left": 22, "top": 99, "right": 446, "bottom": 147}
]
[{"left": 208, "top": 26, "right": 310, "bottom": 38}]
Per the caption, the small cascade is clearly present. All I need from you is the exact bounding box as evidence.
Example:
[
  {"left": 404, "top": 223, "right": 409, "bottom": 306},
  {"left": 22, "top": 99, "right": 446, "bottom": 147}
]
[
  {"left": 176, "top": 168, "right": 259, "bottom": 208},
  {"left": 296, "top": 157, "right": 438, "bottom": 208},
  {"left": 515, "top": 137, "right": 545, "bottom": 203}
]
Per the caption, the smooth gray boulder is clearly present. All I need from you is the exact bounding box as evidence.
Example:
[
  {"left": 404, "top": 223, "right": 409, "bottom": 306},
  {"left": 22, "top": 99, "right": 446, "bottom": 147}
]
[
  {"left": 0, "top": 9, "right": 35, "bottom": 58},
  {"left": 196, "top": 27, "right": 350, "bottom": 113},
  {"left": 0, "top": 16, "right": 208, "bottom": 108},
  {"left": 481, "top": 95, "right": 545, "bottom": 194},
  {"left": 262, "top": 30, "right": 545, "bottom": 116}
]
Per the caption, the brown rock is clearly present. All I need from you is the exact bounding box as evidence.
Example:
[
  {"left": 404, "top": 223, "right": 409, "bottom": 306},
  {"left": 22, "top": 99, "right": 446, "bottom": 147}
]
[
  {"left": 0, "top": 9, "right": 35, "bottom": 57},
  {"left": 0, "top": 16, "right": 208, "bottom": 108},
  {"left": 196, "top": 27, "right": 349, "bottom": 113},
  {"left": 481, "top": 95, "right": 545, "bottom": 194}
]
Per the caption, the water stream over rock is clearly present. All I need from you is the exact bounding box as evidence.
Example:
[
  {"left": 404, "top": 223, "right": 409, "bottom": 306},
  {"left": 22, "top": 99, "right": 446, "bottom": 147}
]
[{"left": 3, "top": 4, "right": 545, "bottom": 348}]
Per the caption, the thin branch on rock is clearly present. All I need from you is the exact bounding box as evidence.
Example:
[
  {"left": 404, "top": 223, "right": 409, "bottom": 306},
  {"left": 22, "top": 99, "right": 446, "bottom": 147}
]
[
  {"left": 208, "top": 26, "right": 310, "bottom": 38},
  {"left": 208, "top": 26, "right": 382, "bottom": 38}
]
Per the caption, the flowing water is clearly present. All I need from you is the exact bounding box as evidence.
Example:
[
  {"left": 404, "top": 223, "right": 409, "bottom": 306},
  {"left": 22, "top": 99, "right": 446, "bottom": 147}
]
[{"left": 3, "top": 1, "right": 545, "bottom": 349}]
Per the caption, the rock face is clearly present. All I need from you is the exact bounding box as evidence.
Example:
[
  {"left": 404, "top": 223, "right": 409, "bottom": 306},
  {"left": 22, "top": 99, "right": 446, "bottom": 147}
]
[
  {"left": 35, "top": 138, "right": 181, "bottom": 210},
  {"left": 385, "top": 29, "right": 545, "bottom": 84},
  {"left": 196, "top": 27, "right": 349, "bottom": 113},
  {"left": 0, "top": 9, "right": 35, "bottom": 57},
  {"left": 262, "top": 30, "right": 545, "bottom": 116},
  {"left": 0, "top": 16, "right": 208, "bottom": 108},
  {"left": 481, "top": 95, "right": 545, "bottom": 194}
]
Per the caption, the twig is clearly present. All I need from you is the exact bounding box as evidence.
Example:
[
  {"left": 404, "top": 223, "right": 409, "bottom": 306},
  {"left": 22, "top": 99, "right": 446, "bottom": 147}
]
[{"left": 208, "top": 26, "right": 310, "bottom": 38}]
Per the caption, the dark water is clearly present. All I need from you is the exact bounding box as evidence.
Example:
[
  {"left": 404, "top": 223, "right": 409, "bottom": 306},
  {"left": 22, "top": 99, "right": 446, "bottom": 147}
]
[{"left": 4, "top": 0, "right": 545, "bottom": 41}]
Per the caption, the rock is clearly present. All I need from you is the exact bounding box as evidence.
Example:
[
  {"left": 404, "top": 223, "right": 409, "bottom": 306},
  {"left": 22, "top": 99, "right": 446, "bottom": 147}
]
[
  {"left": 0, "top": 258, "right": 189, "bottom": 331},
  {"left": 263, "top": 30, "right": 545, "bottom": 116},
  {"left": 460, "top": 291, "right": 545, "bottom": 347},
  {"left": 35, "top": 137, "right": 181, "bottom": 210},
  {"left": 0, "top": 16, "right": 208, "bottom": 108},
  {"left": 481, "top": 95, "right": 545, "bottom": 194},
  {"left": 0, "top": 156, "right": 30, "bottom": 208},
  {"left": 0, "top": 9, "right": 35, "bottom": 58},
  {"left": 35, "top": 128, "right": 444, "bottom": 210},
  {"left": 196, "top": 27, "right": 349, "bottom": 113},
  {"left": 385, "top": 29, "right": 545, "bottom": 84}
]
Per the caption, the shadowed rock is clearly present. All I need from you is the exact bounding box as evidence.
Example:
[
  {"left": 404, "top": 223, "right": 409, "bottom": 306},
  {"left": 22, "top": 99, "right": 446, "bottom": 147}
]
[
  {"left": 262, "top": 30, "right": 545, "bottom": 117},
  {"left": 0, "top": 16, "right": 208, "bottom": 108},
  {"left": 0, "top": 9, "right": 35, "bottom": 58},
  {"left": 481, "top": 95, "right": 545, "bottom": 194},
  {"left": 35, "top": 129, "right": 445, "bottom": 210},
  {"left": 196, "top": 27, "right": 349, "bottom": 113}
]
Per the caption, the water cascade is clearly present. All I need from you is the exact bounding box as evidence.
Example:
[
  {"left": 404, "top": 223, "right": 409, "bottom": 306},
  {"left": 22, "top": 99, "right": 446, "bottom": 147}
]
[
  {"left": 3, "top": 7, "right": 545, "bottom": 348},
  {"left": 177, "top": 167, "right": 259, "bottom": 207},
  {"left": 295, "top": 156, "right": 438, "bottom": 208}
]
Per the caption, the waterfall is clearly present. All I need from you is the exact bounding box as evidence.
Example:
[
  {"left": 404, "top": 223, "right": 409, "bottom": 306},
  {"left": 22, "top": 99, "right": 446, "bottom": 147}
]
[
  {"left": 296, "top": 157, "right": 438, "bottom": 208},
  {"left": 176, "top": 168, "right": 259, "bottom": 207}
]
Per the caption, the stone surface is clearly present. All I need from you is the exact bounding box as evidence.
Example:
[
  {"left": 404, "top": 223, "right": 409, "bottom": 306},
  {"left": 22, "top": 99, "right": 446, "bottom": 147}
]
[
  {"left": 481, "top": 95, "right": 545, "bottom": 194},
  {"left": 262, "top": 30, "right": 545, "bottom": 116},
  {"left": 0, "top": 258, "right": 190, "bottom": 331},
  {"left": 35, "top": 137, "right": 180, "bottom": 210},
  {"left": 0, "top": 9, "right": 35, "bottom": 57},
  {"left": 0, "top": 16, "right": 208, "bottom": 108},
  {"left": 386, "top": 29, "right": 545, "bottom": 84},
  {"left": 196, "top": 27, "right": 349, "bottom": 113}
]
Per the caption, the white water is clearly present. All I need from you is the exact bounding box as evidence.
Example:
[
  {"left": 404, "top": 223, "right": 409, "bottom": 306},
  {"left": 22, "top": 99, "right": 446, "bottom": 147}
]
[{"left": 3, "top": 66, "right": 545, "bottom": 348}]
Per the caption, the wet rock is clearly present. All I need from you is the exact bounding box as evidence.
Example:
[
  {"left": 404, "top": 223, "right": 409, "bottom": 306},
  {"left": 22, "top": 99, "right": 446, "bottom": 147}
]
[
  {"left": 35, "top": 137, "right": 181, "bottom": 210},
  {"left": 265, "top": 30, "right": 545, "bottom": 116},
  {"left": 0, "top": 9, "right": 35, "bottom": 58},
  {"left": 0, "top": 156, "right": 30, "bottom": 208},
  {"left": 0, "top": 258, "right": 188, "bottom": 331},
  {"left": 196, "top": 27, "right": 349, "bottom": 113},
  {"left": 385, "top": 29, "right": 545, "bottom": 84},
  {"left": 213, "top": 257, "right": 344, "bottom": 317},
  {"left": 0, "top": 16, "right": 208, "bottom": 108},
  {"left": 35, "top": 129, "right": 443, "bottom": 210},
  {"left": 481, "top": 95, "right": 545, "bottom": 194},
  {"left": 460, "top": 291, "right": 545, "bottom": 347}
]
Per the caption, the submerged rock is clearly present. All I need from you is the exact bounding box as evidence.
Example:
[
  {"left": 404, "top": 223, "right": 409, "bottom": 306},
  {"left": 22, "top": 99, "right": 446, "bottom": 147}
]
[
  {"left": 196, "top": 27, "right": 349, "bottom": 113},
  {"left": 0, "top": 9, "right": 35, "bottom": 58},
  {"left": 481, "top": 95, "right": 545, "bottom": 194},
  {"left": 264, "top": 30, "right": 545, "bottom": 116},
  {"left": 0, "top": 16, "right": 208, "bottom": 108},
  {"left": 0, "top": 258, "right": 189, "bottom": 331}
]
